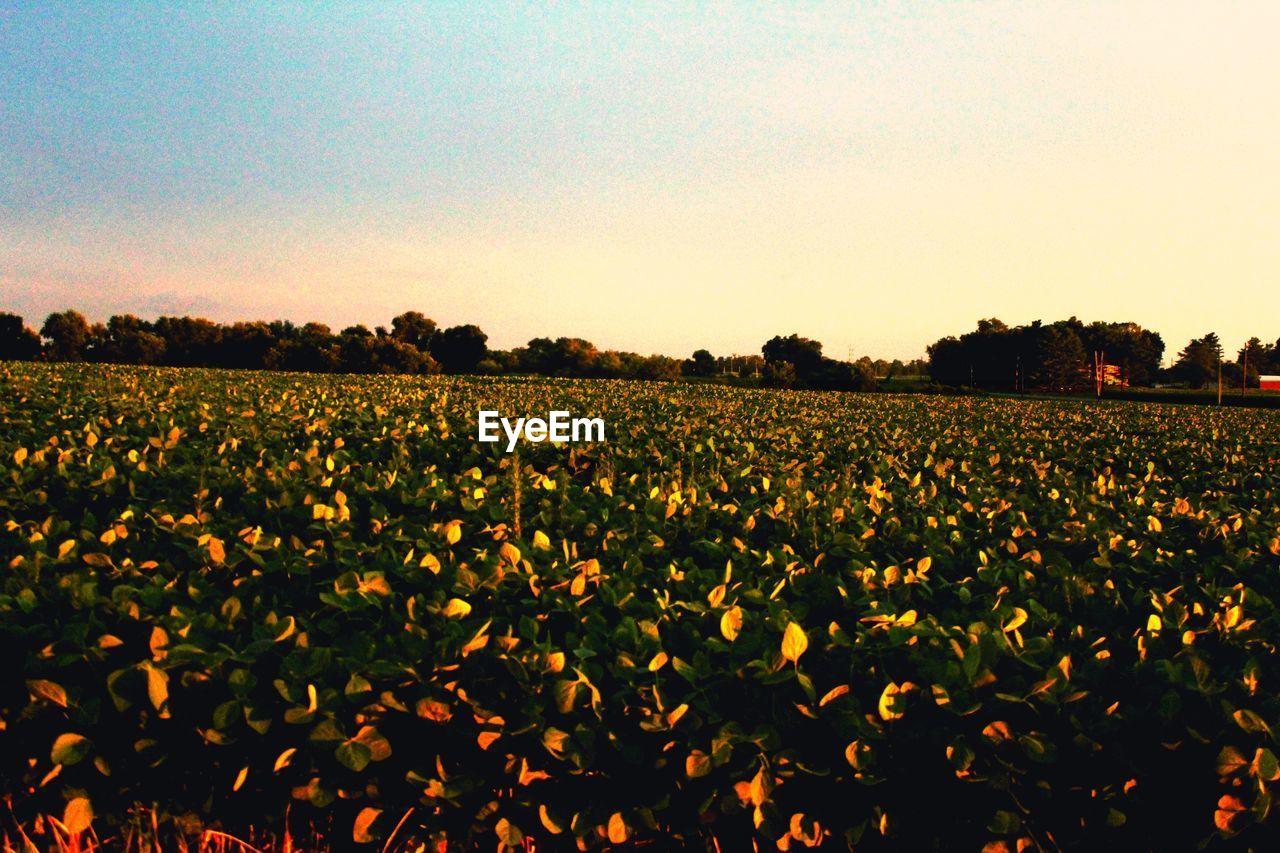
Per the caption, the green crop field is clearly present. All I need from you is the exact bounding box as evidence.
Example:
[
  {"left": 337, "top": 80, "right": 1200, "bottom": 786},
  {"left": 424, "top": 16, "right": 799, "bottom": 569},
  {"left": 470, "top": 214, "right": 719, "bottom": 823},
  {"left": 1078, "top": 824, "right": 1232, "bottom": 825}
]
[{"left": 3, "top": 362, "right": 1280, "bottom": 850}]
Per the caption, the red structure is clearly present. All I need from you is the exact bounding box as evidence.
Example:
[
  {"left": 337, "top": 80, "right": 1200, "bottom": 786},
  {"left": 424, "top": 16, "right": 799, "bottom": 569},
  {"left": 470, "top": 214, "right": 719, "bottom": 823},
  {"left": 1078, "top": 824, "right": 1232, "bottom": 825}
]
[{"left": 1261, "top": 375, "right": 1280, "bottom": 391}]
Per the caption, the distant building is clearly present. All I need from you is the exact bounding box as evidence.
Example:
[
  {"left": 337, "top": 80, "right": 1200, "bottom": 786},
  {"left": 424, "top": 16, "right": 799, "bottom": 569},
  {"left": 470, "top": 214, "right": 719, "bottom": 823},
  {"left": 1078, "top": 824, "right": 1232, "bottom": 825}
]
[
  {"left": 1261, "top": 375, "right": 1280, "bottom": 391},
  {"left": 1080, "top": 363, "right": 1127, "bottom": 387}
]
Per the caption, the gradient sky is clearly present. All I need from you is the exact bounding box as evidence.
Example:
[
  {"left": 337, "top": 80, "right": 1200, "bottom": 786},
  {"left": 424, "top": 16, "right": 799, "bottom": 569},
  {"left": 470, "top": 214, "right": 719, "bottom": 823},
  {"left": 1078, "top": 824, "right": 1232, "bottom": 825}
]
[{"left": 2, "top": 2, "right": 1277, "bottom": 361}]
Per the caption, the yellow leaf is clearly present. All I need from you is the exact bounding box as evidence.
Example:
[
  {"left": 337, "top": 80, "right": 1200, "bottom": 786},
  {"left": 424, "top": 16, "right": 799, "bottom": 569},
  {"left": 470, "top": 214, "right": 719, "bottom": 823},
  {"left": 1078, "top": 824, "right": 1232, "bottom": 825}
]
[
  {"left": 312, "top": 503, "right": 329, "bottom": 520},
  {"left": 878, "top": 682, "right": 904, "bottom": 721},
  {"left": 274, "top": 747, "right": 297, "bottom": 771},
  {"left": 721, "top": 606, "right": 744, "bottom": 642},
  {"left": 444, "top": 520, "right": 462, "bottom": 545},
  {"left": 781, "top": 621, "right": 808, "bottom": 663},
  {"left": 419, "top": 553, "right": 441, "bottom": 574},
  {"left": 533, "top": 530, "right": 551, "bottom": 550},
  {"left": 443, "top": 598, "right": 472, "bottom": 618},
  {"left": 57, "top": 540, "right": 76, "bottom": 559},
  {"left": 13, "top": 447, "right": 28, "bottom": 465},
  {"left": 233, "top": 765, "right": 249, "bottom": 791},
  {"left": 1003, "top": 608, "right": 1027, "bottom": 633},
  {"left": 648, "top": 651, "right": 669, "bottom": 672},
  {"left": 916, "top": 556, "right": 932, "bottom": 573},
  {"left": 499, "top": 542, "right": 521, "bottom": 565},
  {"left": 143, "top": 663, "right": 169, "bottom": 713},
  {"left": 208, "top": 537, "right": 226, "bottom": 564}
]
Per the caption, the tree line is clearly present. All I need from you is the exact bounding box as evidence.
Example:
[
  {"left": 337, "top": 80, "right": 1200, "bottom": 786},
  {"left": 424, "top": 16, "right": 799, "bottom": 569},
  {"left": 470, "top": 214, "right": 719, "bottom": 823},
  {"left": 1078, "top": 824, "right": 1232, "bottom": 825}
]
[
  {"left": 0, "top": 309, "right": 922, "bottom": 389},
  {"left": 926, "top": 318, "right": 1280, "bottom": 392},
  {"left": 9, "top": 308, "right": 1268, "bottom": 394}
]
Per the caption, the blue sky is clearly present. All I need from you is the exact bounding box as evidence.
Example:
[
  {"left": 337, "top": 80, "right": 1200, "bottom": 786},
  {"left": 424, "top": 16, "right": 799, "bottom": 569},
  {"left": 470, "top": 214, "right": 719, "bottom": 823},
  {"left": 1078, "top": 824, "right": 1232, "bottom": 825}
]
[{"left": 2, "top": 2, "right": 1278, "bottom": 359}]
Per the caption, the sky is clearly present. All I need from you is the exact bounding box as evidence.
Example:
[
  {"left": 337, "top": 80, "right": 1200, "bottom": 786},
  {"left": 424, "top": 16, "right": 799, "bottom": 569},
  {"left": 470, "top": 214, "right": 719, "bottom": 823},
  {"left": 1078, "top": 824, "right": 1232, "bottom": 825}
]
[{"left": 1, "top": 2, "right": 1277, "bottom": 361}]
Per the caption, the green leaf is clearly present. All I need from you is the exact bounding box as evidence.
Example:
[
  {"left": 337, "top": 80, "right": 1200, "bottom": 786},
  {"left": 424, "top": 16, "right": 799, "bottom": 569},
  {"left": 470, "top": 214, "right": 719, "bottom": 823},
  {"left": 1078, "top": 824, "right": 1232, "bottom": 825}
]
[
  {"left": 51, "top": 733, "right": 91, "bottom": 766},
  {"left": 335, "top": 740, "right": 372, "bottom": 772}
]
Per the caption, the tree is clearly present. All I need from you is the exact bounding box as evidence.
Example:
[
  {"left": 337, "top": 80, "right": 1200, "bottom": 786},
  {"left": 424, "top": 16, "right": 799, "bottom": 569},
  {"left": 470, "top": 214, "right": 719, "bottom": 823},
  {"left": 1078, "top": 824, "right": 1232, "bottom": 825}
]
[
  {"left": 375, "top": 336, "right": 438, "bottom": 375},
  {"left": 154, "top": 316, "right": 222, "bottom": 366},
  {"left": 1028, "top": 324, "right": 1087, "bottom": 392},
  {"left": 0, "top": 313, "right": 42, "bottom": 361},
  {"left": 523, "top": 337, "right": 599, "bottom": 376},
  {"left": 430, "top": 324, "right": 488, "bottom": 373},
  {"left": 684, "top": 349, "right": 716, "bottom": 377},
  {"left": 1238, "top": 338, "right": 1270, "bottom": 386},
  {"left": 762, "top": 334, "right": 824, "bottom": 375},
  {"left": 101, "top": 315, "right": 166, "bottom": 364},
  {"left": 926, "top": 336, "right": 966, "bottom": 386},
  {"left": 390, "top": 312, "right": 437, "bottom": 351},
  {"left": 216, "top": 322, "right": 276, "bottom": 369},
  {"left": 41, "top": 310, "right": 91, "bottom": 361},
  {"left": 1173, "top": 334, "right": 1222, "bottom": 389}
]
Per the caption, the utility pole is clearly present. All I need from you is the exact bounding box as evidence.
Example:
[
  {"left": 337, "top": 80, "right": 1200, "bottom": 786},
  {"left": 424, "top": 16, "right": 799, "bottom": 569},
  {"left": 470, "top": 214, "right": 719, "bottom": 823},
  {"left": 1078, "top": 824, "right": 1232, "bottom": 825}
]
[
  {"left": 1218, "top": 355, "right": 1223, "bottom": 406},
  {"left": 1243, "top": 348, "right": 1249, "bottom": 399}
]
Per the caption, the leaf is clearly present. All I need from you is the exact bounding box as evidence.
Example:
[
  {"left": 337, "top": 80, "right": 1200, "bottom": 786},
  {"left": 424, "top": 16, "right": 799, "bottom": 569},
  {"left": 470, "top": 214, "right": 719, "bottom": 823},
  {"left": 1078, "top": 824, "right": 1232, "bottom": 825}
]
[
  {"left": 532, "top": 530, "right": 551, "bottom": 550},
  {"left": 686, "top": 750, "right": 712, "bottom": 778},
  {"left": 335, "top": 740, "right": 372, "bottom": 772},
  {"left": 878, "top": 682, "right": 905, "bottom": 721},
  {"left": 274, "top": 747, "right": 297, "bottom": 772},
  {"left": 1254, "top": 748, "right": 1280, "bottom": 782},
  {"left": 495, "top": 818, "right": 524, "bottom": 846},
  {"left": 63, "top": 797, "right": 93, "bottom": 835},
  {"left": 444, "top": 520, "right": 462, "bottom": 545},
  {"left": 1216, "top": 746, "right": 1249, "bottom": 776},
  {"left": 51, "top": 733, "right": 91, "bottom": 766},
  {"left": 233, "top": 765, "right": 249, "bottom": 791},
  {"left": 353, "top": 726, "right": 392, "bottom": 761},
  {"left": 1234, "top": 709, "right": 1271, "bottom": 734},
  {"left": 782, "top": 621, "right": 808, "bottom": 663},
  {"left": 539, "top": 805, "right": 564, "bottom": 834},
  {"left": 1215, "top": 795, "right": 1247, "bottom": 834},
  {"left": 142, "top": 663, "right": 168, "bottom": 713},
  {"left": 721, "top": 606, "right": 744, "bottom": 642},
  {"left": 353, "top": 807, "right": 382, "bottom": 843},
  {"left": 443, "top": 597, "right": 471, "bottom": 618},
  {"left": 648, "top": 651, "right": 669, "bottom": 672},
  {"left": 27, "top": 679, "right": 68, "bottom": 708},
  {"left": 208, "top": 537, "right": 226, "bottom": 564},
  {"left": 608, "top": 812, "right": 629, "bottom": 844}
]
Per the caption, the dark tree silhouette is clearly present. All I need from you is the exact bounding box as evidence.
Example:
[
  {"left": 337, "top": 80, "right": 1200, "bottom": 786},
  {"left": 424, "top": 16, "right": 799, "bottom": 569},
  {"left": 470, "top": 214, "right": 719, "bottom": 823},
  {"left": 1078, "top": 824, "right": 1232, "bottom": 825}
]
[
  {"left": 0, "top": 312, "right": 42, "bottom": 361},
  {"left": 430, "top": 324, "right": 488, "bottom": 373}
]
